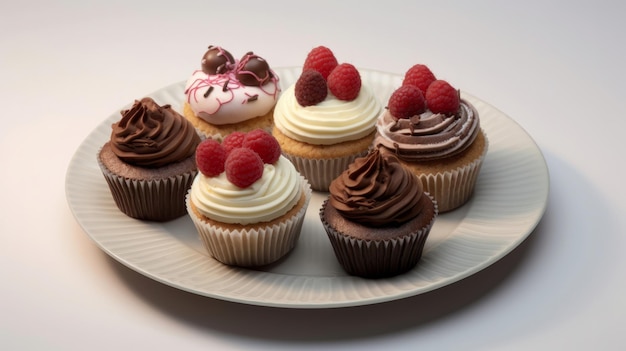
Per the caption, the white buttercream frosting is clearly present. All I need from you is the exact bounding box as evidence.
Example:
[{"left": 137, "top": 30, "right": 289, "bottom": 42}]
[
  {"left": 190, "top": 156, "right": 301, "bottom": 225},
  {"left": 184, "top": 69, "right": 280, "bottom": 125},
  {"left": 273, "top": 83, "right": 381, "bottom": 145}
]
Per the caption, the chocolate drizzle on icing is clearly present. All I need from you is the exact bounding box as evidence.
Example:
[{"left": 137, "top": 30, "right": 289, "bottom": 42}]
[{"left": 375, "top": 99, "right": 480, "bottom": 161}]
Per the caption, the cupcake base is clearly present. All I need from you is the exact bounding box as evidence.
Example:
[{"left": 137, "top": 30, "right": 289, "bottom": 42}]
[
  {"left": 272, "top": 127, "right": 375, "bottom": 191},
  {"left": 319, "top": 194, "right": 437, "bottom": 278},
  {"left": 97, "top": 143, "right": 198, "bottom": 222},
  {"left": 183, "top": 102, "right": 274, "bottom": 141},
  {"left": 384, "top": 130, "right": 488, "bottom": 213},
  {"left": 186, "top": 177, "right": 312, "bottom": 267}
]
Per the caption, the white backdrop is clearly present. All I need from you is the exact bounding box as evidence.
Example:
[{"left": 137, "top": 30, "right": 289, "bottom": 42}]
[{"left": 1, "top": 1, "right": 625, "bottom": 350}]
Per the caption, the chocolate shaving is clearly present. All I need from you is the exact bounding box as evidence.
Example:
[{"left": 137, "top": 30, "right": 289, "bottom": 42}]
[
  {"left": 247, "top": 94, "right": 259, "bottom": 102},
  {"left": 409, "top": 115, "right": 420, "bottom": 134},
  {"left": 392, "top": 142, "right": 400, "bottom": 154},
  {"left": 222, "top": 79, "right": 230, "bottom": 92},
  {"left": 203, "top": 86, "right": 214, "bottom": 98}
]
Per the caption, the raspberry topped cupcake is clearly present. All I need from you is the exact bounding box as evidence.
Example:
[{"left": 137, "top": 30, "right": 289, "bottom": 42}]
[
  {"left": 186, "top": 129, "right": 312, "bottom": 267},
  {"left": 183, "top": 45, "right": 280, "bottom": 141},
  {"left": 375, "top": 64, "right": 488, "bottom": 212},
  {"left": 272, "top": 46, "right": 382, "bottom": 191}
]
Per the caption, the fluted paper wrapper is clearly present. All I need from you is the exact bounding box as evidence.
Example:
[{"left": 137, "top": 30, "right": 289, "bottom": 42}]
[
  {"left": 319, "top": 197, "right": 437, "bottom": 278},
  {"left": 187, "top": 177, "right": 312, "bottom": 267},
  {"left": 282, "top": 149, "right": 369, "bottom": 192},
  {"left": 419, "top": 135, "right": 489, "bottom": 213},
  {"left": 97, "top": 158, "right": 197, "bottom": 222}
]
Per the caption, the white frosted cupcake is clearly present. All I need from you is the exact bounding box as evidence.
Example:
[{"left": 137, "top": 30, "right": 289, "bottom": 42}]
[
  {"left": 183, "top": 45, "right": 280, "bottom": 141},
  {"left": 272, "top": 46, "right": 381, "bottom": 191},
  {"left": 186, "top": 129, "right": 311, "bottom": 266}
]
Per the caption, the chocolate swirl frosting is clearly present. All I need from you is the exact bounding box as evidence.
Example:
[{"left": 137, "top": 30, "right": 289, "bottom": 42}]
[
  {"left": 375, "top": 99, "right": 479, "bottom": 161},
  {"left": 328, "top": 148, "right": 426, "bottom": 227},
  {"left": 110, "top": 97, "right": 200, "bottom": 168}
]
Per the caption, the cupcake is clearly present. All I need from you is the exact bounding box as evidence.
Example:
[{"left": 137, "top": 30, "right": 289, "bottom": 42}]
[
  {"left": 97, "top": 97, "right": 201, "bottom": 221},
  {"left": 375, "top": 64, "right": 488, "bottom": 212},
  {"left": 272, "top": 46, "right": 382, "bottom": 191},
  {"left": 183, "top": 45, "right": 280, "bottom": 141},
  {"left": 319, "top": 147, "right": 437, "bottom": 278},
  {"left": 186, "top": 129, "right": 312, "bottom": 267}
]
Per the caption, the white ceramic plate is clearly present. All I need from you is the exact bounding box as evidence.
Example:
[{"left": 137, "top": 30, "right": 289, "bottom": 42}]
[{"left": 65, "top": 67, "right": 549, "bottom": 308}]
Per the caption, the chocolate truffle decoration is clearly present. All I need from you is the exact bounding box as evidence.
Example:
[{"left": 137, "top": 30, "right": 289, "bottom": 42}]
[
  {"left": 236, "top": 52, "right": 272, "bottom": 87},
  {"left": 201, "top": 46, "right": 235, "bottom": 75}
]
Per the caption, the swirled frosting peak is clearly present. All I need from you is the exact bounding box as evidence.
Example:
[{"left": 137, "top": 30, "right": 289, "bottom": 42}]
[
  {"left": 110, "top": 97, "right": 201, "bottom": 168},
  {"left": 190, "top": 156, "right": 302, "bottom": 225},
  {"left": 376, "top": 99, "right": 480, "bottom": 161},
  {"left": 329, "top": 147, "right": 426, "bottom": 227}
]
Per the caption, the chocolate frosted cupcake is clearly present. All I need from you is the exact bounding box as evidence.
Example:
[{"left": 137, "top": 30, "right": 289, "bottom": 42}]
[
  {"left": 375, "top": 66, "right": 488, "bottom": 212},
  {"left": 183, "top": 45, "right": 280, "bottom": 141},
  {"left": 98, "top": 97, "right": 201, "bottom": 221},
  {"left": 319, "top": 147, "right": 437, "bottom": 278}
]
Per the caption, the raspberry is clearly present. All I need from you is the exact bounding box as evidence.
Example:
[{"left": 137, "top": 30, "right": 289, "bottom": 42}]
[
  {"left": 302, "top": 46, "right": 338, "bottom": 80},
  {"left": 388, "top": 85, "right": 426, "bottom": 119},
  {"left": 221, "top": 131, "right": 245, "bottom": 154},
  {"left": 327, "top": 63, "right": 361, "bottom": 101},
  {"left": 242, "top": 129, "right": 281, "bottom": 164},
  {"left": 195, "top": 139, "right": 226, "bottom": 177},
  {"left": 403, "top": 64, "right": 436, "bottom": 95},
  {"left": 425, "top": 80, "right": 460, "bottom": 115},
  {"left": 295, "top": 70, "right": 328, "bottom": 106},
  {"left": 225, "top": 148, "right": 264, "bottom": 188}
]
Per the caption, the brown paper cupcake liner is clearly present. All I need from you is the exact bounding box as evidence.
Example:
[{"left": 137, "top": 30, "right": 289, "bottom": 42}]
[
  {"left": 418, "top": 134, "right": 489, "bottom": 213},
  {"left": 186, "top": 177, "right": 312, "bottom": 267},
  {"left": 282, "top": 149, "right": 369, "bottom": 192},
  {"left": 319, "top": 196, "right": 437, "bottom": 278},
  {"left": 98, "top": 159, "right": 197, "bottom": 221}
]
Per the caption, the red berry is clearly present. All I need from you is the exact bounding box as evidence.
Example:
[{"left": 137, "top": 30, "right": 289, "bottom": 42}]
[
  {"left": 388, "top": 85, "right": 426, "bottom": 119},
  {"left": 327, "top": 63, "right": 361, "bottom": 101},
  {"left": 295, "top": 70, "right": 328, "bottom": 106},
  {"left": 425, "top": 80, "right": 460, "bottom": 115},
  {"left": 195, "top": 139, "right": 227, "bottom": 177},
  {"left": 402, "top": 64, "right": 436, "bottom": 95},
  {"left": 222, "top": 131, "right": 245, "bottom": 154},
  {"left": 225, "top": 148, "right": 264, "bottom": 188},
  {"left": 302, "top": 46, "right": 338, "bottom": 80},
  {"left": 242, "top": 129, "right": 281, "bottom": 164}
]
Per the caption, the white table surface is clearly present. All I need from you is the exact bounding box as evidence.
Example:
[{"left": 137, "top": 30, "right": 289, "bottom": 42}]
[{"left": 2, "top": 1, "right": 625, "bottom": 350}]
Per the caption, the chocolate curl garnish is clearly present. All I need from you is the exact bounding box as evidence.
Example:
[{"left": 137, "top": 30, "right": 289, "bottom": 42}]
[
  {"left": 203, "top": 86, "right": 214, "bottom": 98},
  {"left": 222, "top": 79, "right": 230, "bottom": 92},
  {"left": 247, "top": 94, "right": 259, "bottom": 103},
  {"left": 409, "top": 115, "right": 420, "bottom": 135},
  {"left": 392, "top": 142, "right": 400, "bottom": 155}
]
